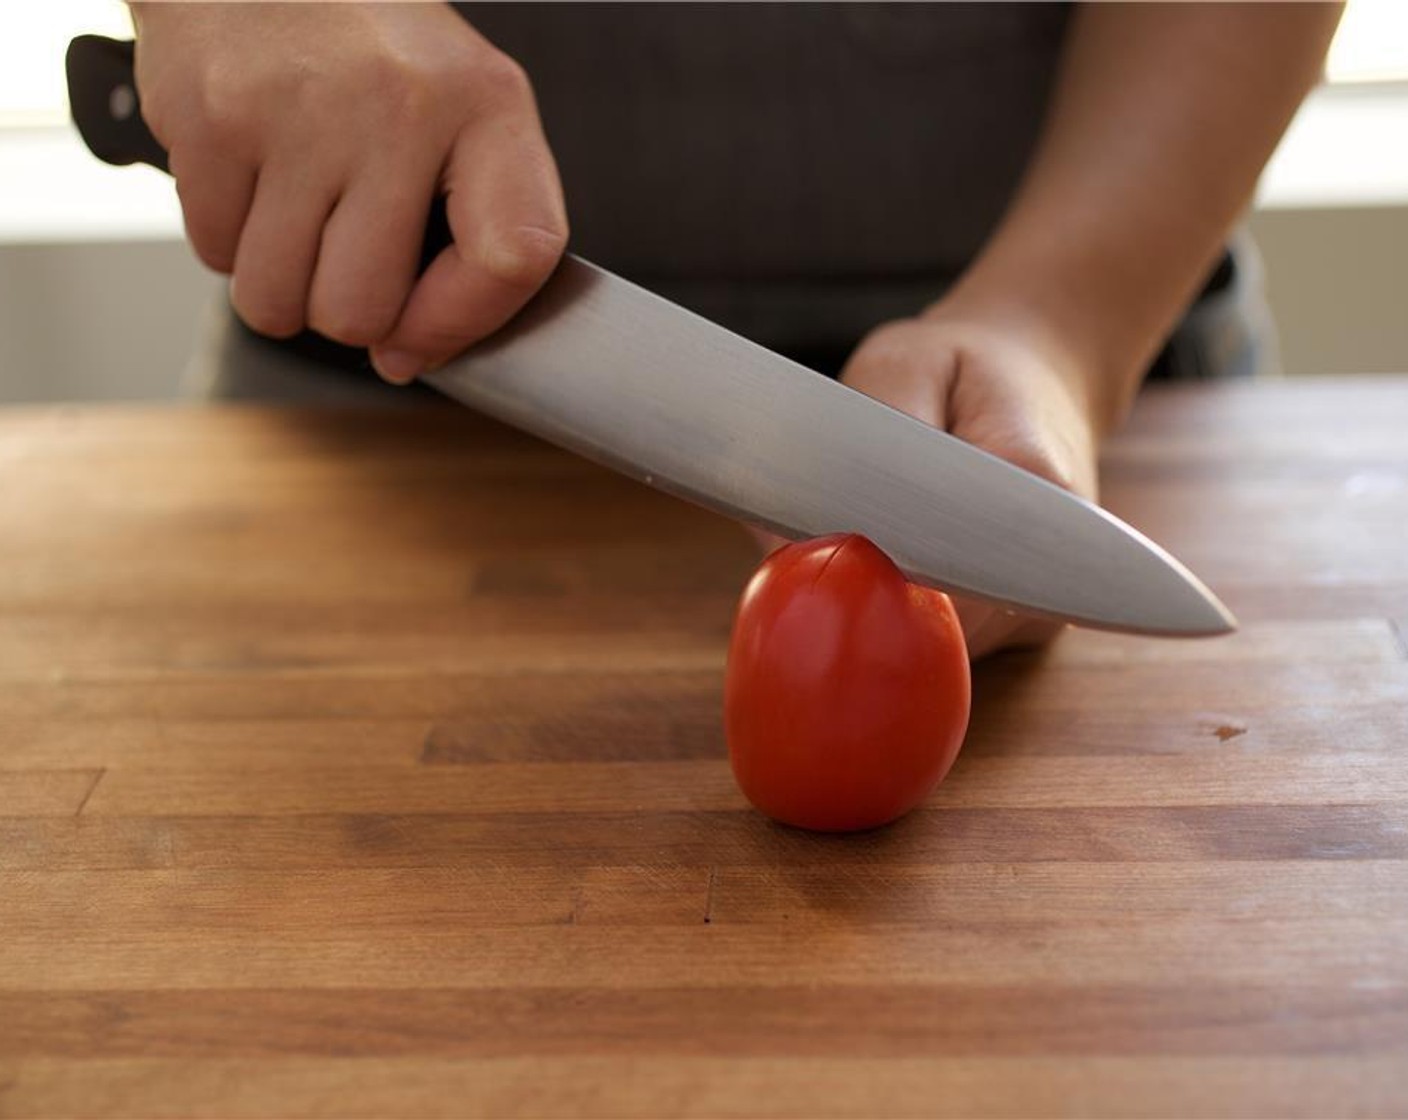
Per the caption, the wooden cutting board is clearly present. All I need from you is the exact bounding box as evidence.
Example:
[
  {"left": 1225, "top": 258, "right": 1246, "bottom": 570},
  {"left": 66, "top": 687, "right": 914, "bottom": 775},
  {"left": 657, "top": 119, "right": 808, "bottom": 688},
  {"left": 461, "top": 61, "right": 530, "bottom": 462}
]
[{"left": 1, "top": 377, "right": 1406, "bottom": 1118}]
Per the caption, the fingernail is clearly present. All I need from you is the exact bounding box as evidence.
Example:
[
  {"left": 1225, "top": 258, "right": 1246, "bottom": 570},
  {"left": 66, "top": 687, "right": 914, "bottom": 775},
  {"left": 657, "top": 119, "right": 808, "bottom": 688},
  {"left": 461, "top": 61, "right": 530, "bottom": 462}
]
[{"left": 370, "top": 348, "right": 424, "bottom": 384}]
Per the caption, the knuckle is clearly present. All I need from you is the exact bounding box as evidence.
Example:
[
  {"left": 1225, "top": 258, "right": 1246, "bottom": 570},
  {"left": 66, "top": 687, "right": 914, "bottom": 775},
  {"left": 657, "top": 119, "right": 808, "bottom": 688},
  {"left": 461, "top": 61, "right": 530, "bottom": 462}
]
[
  {"left": 188, "top": 236, "right": 235, "bottom": 276},
  {"left": 308, "top": 298, "right": 398, "bottom": 348},
  {"left": 849, "top": 330, "right": 913, "bottom": 375},
  {"left": 174, "top": 184, "right": 236, "bottom": 275},
  {"left": 855, "top": 321, "right": 908, "bottom": 355},
  {"left": 479, "top": 223, "right": 568, "bottom": 287},
  {"left": 144, "top": 67, "right": 259, "bottom": 156},
  {"left": 1037, "top": 458, "right": 1080, "bottom": 494},
  {"left": 407, "top": 336, "right": 462, "bottom": 363},
  {"left": 370, "top": 54, "right": 436, "bottom": 122},
  {"left": 137, "top": 94, "right": 175, "bottom": 150},
  {"left": 476, "top": 51, "right": 532, "bottom": 102},
  {"left": 233, "top": 290, "right": 304, "bottom": 340},
  {"left": 133, "top": 69, "right": 179, "bottom": 148},
  {"left": 194, "top": 66, "right": 257, "bottom": 147},
  {"left": 869, "top": 319, "right": 924, "bottom": 352},
  {"left": 996, "top": 435, "right": 1071, "bottom": 491}
]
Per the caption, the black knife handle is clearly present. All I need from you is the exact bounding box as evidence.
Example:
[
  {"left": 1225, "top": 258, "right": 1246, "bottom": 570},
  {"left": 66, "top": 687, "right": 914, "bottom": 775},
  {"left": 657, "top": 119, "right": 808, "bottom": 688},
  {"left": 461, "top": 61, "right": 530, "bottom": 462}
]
[
  {"left": 65, "top": 34, "right": 453, "bottom": 271},
  {"left": 65, "top": 36, "right": 169, "bottom": 172}
]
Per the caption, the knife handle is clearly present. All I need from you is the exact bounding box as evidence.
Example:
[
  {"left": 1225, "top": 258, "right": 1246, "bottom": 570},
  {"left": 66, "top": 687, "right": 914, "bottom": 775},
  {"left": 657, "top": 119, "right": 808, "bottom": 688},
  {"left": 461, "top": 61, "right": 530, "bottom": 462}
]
[
  {"left": 65, "top": 34, "right": 454, "bottom": 273},
  {"left": 66, "top": 36, "right": 168, "bottom": 172}
]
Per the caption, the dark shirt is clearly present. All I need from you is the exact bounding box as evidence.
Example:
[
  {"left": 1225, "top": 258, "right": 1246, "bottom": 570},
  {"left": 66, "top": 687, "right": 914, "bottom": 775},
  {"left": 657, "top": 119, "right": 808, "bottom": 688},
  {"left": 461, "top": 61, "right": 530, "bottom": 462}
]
[{"left": 457, "top": 3, "right": 1072, "bottom": 353}]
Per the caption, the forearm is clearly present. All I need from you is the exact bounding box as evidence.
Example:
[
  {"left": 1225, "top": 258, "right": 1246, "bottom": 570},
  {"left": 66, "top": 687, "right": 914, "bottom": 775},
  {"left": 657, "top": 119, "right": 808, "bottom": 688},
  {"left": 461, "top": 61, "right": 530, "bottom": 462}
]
[{"left": 938, "top": 2, "right": 1342, "bottom": 434}]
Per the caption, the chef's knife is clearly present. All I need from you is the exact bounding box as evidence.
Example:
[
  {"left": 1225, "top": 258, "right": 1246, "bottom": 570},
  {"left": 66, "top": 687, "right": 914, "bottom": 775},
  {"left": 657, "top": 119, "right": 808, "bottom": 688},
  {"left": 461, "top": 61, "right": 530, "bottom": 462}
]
[{"left": 67, "top": 34, "right": 1234, "bottom": 636}]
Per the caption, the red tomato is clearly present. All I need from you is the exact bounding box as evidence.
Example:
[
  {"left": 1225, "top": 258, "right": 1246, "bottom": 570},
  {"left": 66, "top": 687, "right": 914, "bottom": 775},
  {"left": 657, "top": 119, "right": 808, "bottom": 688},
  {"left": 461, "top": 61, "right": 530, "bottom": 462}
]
[{"left": 725, "top": 533, "right": 970, "bottom": 832}]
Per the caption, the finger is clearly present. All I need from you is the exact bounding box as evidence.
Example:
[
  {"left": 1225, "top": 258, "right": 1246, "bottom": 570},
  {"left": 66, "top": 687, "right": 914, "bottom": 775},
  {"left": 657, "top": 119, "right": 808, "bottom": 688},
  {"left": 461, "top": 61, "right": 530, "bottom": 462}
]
[
  {"left": 956, "top": 594, "right": 1064, "bottom": 660},
  {"left": 839, "top": 332, "right": 954, "bottom": 432},
  {"left": 169, "top": 146, "right": 256, "bottom": 274},
  {"left": 746, "top": 525, "right": 788, "bottom": 556},
  {"left": 306, "top": 163, "right": 436, "bottom": 348},
  {"left": 230, "top": 169, "right": 340, "bottom": 340},
  {"left": 955, "top": 597, "right": 1002, "bottom": 660},
  {"left": 956, "top": 597, "right": 1019, "bottom": 661},
  {"left": 371, "top": 116, "right": 568, "bottom": 383},
  {"left": 948, "top": 380, "right": 1096, "bottom": 499}
]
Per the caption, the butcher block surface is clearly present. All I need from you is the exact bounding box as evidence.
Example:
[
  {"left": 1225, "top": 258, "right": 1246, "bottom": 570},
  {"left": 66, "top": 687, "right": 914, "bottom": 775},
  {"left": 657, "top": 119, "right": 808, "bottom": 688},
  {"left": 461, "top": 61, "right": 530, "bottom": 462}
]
[{"left": 1, "top": 377, "right": 1406, "bottom": 1118}]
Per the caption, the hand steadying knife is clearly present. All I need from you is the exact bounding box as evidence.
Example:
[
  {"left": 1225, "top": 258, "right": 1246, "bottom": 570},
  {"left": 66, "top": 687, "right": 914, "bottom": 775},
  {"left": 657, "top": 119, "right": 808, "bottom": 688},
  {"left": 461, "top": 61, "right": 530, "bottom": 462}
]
[{"left": 71, "top": 4, "right": 1340, "bottom": 653}]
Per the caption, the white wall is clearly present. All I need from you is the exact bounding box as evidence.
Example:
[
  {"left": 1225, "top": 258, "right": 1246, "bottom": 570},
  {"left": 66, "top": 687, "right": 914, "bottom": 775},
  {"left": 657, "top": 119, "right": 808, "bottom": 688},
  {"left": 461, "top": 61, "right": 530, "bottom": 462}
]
[{"left": 0, "top": 238, "right": 214, "bottom": 403}]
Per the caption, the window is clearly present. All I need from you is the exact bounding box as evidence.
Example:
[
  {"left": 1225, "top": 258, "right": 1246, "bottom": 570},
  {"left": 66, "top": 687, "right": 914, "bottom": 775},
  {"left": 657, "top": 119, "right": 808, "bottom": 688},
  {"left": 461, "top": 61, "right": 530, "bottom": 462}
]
[
  {"left": 0, "top": 2, "right": 131, "bottom": 128},
  {"left": 1, "top": 1, "right": 1405, "bottom": 240},
  {"left": 1326, "top": 0, "right": 1408, "bottom": 85}
]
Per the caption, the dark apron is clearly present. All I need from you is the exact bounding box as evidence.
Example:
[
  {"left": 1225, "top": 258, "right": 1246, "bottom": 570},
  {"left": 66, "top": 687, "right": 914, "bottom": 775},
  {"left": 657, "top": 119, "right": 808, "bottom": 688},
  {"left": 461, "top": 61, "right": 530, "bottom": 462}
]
[{"left": 462, "top": 2, "right": 1072, "bottom": 353}]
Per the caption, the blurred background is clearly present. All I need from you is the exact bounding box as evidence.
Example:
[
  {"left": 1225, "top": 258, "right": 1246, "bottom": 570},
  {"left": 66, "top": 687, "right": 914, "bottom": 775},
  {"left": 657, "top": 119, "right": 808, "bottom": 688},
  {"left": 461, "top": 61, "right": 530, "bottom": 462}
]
[{"left": 1, "top": 1, "right": 1405, "bottom": 404}]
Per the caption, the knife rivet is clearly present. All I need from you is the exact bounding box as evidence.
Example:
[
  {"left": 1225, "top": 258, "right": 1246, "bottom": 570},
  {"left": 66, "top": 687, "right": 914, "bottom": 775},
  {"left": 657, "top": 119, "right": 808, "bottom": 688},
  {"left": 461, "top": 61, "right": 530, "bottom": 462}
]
[{"left": 109, "top": 84, "right": 136, "bottom": 122}]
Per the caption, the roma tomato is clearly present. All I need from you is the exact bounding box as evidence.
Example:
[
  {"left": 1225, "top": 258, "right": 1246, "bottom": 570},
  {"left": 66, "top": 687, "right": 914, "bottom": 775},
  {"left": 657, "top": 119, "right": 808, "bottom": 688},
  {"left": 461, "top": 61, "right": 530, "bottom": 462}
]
[{"left": 725, "top": 533, "right": 970, "bottom": 832}]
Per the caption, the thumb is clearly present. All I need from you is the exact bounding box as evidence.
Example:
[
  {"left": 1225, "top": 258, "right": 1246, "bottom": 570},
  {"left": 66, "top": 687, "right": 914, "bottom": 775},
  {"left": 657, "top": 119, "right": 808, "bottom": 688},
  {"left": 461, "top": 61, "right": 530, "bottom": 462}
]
[
  {"left": 371, "top": 118, "right": 567, "bottom": 383},
  {"left": 838, "top": 326, "right": 957, "bottom": 432},
  {"left": 747, "top": 525, "right": 789, "bottom": 555}
]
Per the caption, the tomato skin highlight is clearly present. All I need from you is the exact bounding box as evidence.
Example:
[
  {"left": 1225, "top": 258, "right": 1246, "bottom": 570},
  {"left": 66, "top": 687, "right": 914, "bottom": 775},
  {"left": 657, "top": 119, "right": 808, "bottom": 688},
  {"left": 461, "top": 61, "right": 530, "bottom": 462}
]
[{"left": 724, "top": 534, "right": 971, "bottom": 832}]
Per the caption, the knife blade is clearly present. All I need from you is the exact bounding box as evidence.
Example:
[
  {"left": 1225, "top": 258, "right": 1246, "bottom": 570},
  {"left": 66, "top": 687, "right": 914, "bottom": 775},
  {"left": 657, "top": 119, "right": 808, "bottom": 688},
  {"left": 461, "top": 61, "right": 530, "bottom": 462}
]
[{"left": 66, "top": 34, "right": 1234, "bottom": 636}]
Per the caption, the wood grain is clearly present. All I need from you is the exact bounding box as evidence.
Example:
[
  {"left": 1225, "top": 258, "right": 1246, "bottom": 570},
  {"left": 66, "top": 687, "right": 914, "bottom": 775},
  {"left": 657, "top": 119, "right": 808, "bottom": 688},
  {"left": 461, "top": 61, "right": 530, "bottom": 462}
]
[
  {"left": 56, "top": 752, "right": 1408, "bottom": 817},
  {"left": 4, "top": 984, "right": 1406, "bottom": 1058},
  {"left": 2, "top": 380, "right": 1407, "bottom": 1118},
  {"left": 5, "top": 1056, "right": 1405, "bottom": 1120},
  {"left": 5, "top": 804, "right": 1406, "bottom": 874},
  {"left": 4, "top": 861, "right": 1404, "bottom": 936},
  {"left": 0, "top": 770, "right": 103, "bottom": 818},
  {"left": 5, "top": 919, "right": 1408, "bottom": 991}
]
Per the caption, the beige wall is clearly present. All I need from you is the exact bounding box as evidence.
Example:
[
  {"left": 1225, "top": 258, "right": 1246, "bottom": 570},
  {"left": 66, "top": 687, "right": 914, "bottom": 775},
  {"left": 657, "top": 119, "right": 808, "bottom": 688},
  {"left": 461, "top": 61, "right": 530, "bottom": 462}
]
[
  {"left": 1251, "top": 205, "right": 1408, "bottom": 377},
  {"left": 0, "top": 239, "right": 214, "bottom": 403},
  {"left": 1, "top": 209, "right": 1405, "bottom": 404}
]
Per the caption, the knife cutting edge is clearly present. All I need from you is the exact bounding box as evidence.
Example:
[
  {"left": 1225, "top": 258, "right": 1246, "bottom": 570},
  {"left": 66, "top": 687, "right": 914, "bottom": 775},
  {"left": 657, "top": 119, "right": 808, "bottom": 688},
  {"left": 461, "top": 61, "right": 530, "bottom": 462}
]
[{"left": 66, "top": 33, "right": 1235, "bottom": 638}]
